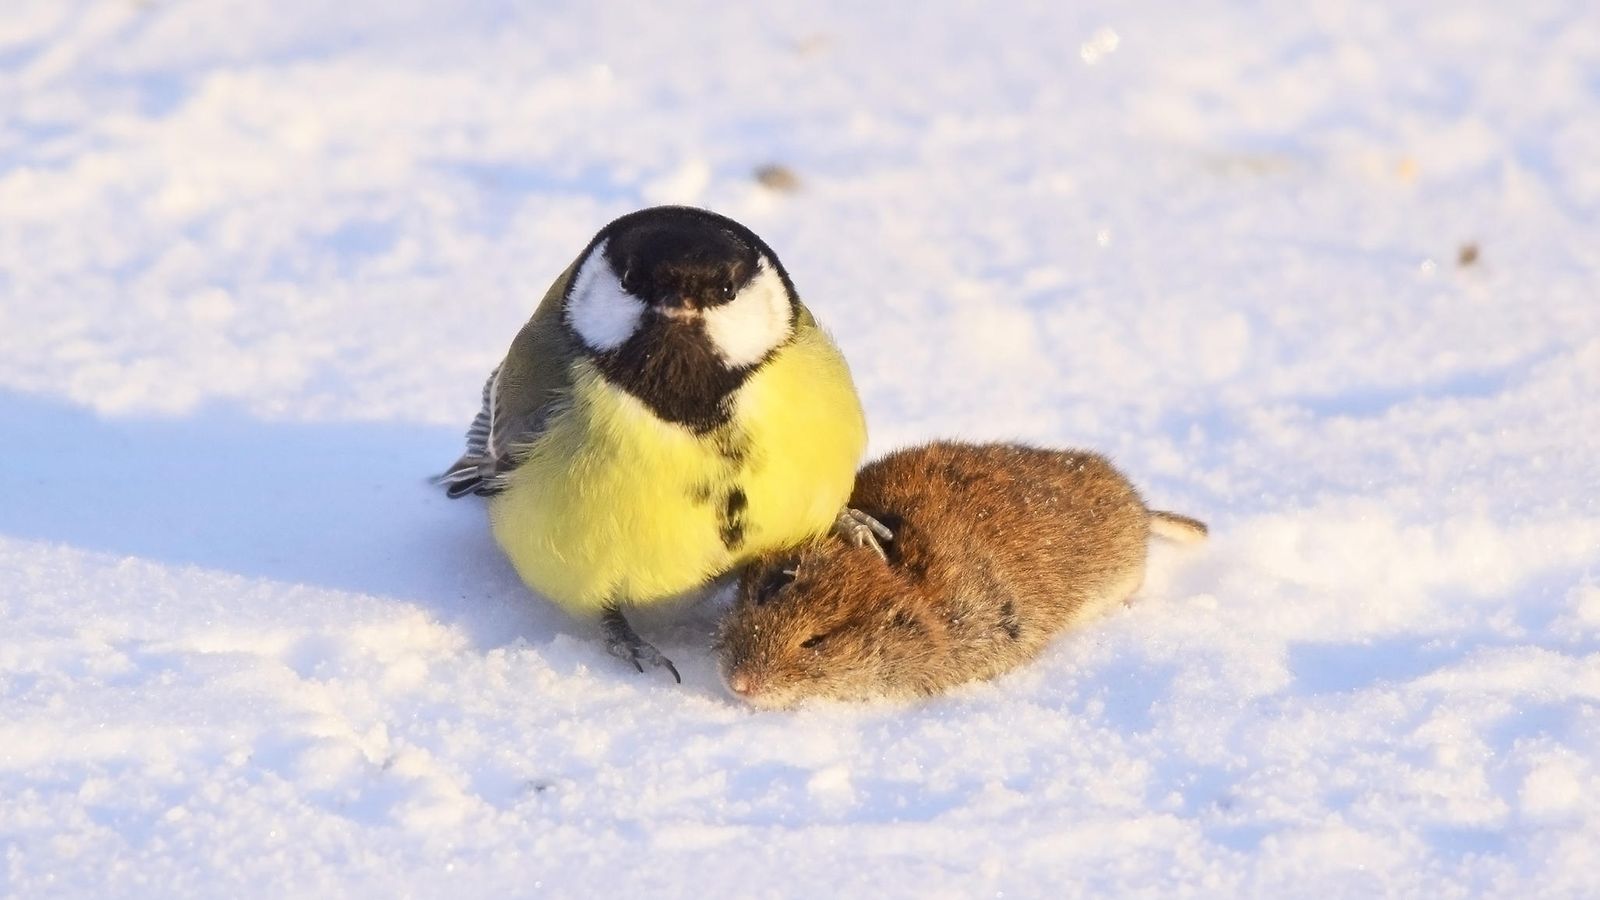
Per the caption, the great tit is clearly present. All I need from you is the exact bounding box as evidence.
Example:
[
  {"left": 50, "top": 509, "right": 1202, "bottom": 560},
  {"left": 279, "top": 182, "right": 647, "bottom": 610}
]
[{"left": 440, "top": 206, "right": 888, "bottom": 679}]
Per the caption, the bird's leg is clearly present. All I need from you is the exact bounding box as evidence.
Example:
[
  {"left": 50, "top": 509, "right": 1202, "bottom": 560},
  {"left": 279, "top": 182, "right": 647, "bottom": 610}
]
[
  {"left": 834, "top": 507, "right": 894, "bottom": 561},
  {"left": 600, "top": 607, "right": 681, "bottom": 683}
]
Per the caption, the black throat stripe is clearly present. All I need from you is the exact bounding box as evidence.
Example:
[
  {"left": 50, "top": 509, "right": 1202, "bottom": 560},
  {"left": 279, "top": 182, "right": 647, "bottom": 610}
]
[{"left": 591, "top": 318, "right": 756, "bottom": 432}]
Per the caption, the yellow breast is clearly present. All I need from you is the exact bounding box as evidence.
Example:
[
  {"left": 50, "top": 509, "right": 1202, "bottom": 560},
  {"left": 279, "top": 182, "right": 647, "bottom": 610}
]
[{"left": 488, "top": 323, "right": 867, "bottom": 614}]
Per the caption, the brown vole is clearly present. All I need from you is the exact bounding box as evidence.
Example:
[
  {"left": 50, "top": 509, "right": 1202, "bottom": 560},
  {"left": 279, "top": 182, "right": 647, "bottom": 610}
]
[{"left": 716, "top": 441, "right": 1206, "bottom": 708}]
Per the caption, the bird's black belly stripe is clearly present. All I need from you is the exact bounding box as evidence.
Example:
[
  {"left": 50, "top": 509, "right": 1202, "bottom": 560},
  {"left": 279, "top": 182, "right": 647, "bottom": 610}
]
[{"left": 720, "top": 488, "right": 748, "bottom": 550}]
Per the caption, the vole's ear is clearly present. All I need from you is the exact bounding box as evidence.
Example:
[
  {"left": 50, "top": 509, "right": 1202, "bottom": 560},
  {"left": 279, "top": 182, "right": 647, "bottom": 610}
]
[{"left": 753, "top": 560, "right": 799, "bottom": 606}]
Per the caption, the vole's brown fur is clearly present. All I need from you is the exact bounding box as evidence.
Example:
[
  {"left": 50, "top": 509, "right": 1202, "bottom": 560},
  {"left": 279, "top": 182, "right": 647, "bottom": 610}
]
[{"left": 717, "top": 441, "right": 1205, "bottom": 708}]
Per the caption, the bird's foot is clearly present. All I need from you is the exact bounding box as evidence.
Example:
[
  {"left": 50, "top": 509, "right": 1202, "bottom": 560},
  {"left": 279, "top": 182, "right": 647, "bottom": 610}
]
[
  {"left": 834, "top": 507, "right": 894, "bottom": 561},
  {"left": 601, "top": 608, "right": 681, "bottom": 683}
]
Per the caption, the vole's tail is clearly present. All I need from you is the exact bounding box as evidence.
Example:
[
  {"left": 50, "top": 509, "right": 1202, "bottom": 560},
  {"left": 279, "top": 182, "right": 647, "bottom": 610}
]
[{"left": 1149, "top": 510, "right": 1208, "bottom": 544}]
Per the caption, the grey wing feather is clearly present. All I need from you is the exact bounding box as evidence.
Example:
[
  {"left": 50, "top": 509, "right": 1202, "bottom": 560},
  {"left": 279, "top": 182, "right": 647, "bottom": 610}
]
[
  {"left": 436, "top": 365, "right": 508, "bottom": 498},
  {"left": 436, "top": 262, "right": 581, "bottom": 499},
  {"left": 465, "top": 365, "right": 497, "bottom": 458},
  {"left": 436, "top": 359, "right": 570, "bottom": 498}
]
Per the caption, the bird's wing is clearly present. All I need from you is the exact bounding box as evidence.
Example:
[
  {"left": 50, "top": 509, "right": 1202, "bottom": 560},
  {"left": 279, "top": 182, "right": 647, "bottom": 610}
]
[
  {"left": 437, "top": 264, "right": 581, "bottom": 498},
  {"left": 460, "top": 364, "right": 498, "bottom": 460}
]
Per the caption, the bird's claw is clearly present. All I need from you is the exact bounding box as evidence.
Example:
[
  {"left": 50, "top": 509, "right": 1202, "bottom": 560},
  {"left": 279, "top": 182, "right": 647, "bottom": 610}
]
[
  {"left": 601, "top": 609, "right": 681, "bottom": 683},
  {"left": 834, "top": 507, "right": 893, "bottom": 561},
  {"left": 606, "top": 639, "right": 681, "bottom": 683}
]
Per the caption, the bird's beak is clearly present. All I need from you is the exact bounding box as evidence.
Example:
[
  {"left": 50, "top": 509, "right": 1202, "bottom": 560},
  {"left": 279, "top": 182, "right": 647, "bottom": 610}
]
[{"left": 653, "top": 299, "right": 701, "bottom": 321}]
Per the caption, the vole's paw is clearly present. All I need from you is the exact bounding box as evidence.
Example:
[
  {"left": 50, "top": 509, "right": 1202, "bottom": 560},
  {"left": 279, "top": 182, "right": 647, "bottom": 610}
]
[{"left": 835, "top": 507, "right": 894, "bottom": 561}]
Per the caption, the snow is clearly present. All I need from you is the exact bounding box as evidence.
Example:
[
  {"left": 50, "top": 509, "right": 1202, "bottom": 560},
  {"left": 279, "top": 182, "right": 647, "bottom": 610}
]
[{"left": 3, "top": 0, "right": 1598, "bottom": 895}]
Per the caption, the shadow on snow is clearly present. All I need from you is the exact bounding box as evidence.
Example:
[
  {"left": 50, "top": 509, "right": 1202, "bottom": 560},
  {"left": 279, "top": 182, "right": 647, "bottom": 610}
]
[{"left": 0, "top": 389, "right": 567, "bottom": 650}]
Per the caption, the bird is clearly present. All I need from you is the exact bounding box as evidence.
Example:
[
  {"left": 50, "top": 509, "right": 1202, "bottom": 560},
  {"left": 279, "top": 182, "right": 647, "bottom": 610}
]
[{"left": 438, "top": 206, "right": 889, "bottom": 680}]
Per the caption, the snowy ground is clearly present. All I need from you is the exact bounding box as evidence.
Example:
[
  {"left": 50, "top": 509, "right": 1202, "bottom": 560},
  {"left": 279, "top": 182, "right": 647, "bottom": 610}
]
[{"left": 3, "top": 0, "right": 1599, "bottom": 896}]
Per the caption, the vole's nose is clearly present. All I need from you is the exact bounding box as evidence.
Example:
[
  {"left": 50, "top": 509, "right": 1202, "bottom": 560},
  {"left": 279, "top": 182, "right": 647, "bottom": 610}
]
[{"left": 726, "top": 670, "right": 759, "bottom": 697}]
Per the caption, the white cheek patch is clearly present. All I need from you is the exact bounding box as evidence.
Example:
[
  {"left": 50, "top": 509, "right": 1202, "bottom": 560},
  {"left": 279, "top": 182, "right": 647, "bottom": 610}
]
[
  {"left": 703, "top": 261, "right": 794, "bottom": 368},
  {"left": 567, "top": 241, "right": 644, "bottom": 352}
]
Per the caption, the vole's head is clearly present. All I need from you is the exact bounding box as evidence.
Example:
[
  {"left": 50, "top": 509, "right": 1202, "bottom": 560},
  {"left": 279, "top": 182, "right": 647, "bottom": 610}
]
[{"left": 717, "top": 539, "right": 945, "bottom": 709}]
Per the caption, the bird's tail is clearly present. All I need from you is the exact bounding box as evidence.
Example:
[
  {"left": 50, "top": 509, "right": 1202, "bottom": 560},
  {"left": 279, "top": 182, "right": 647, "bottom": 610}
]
[{"left": 1149, "top": 510, "right": 1208, "bottom": 544}]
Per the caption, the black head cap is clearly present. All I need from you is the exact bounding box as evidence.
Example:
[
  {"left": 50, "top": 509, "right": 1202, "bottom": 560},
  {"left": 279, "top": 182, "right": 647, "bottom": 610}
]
[{"left": 585, "top": 206, "right": 797, "bottom": 312}]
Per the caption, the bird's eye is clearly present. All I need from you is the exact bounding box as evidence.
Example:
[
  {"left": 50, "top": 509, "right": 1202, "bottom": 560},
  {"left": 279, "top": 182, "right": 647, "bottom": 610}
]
[
  {"left": 800, "top": 632, "right": 829, "bottom": 649},
  {"left": 756, "top": 565, "right": 797, "bottom": 605},
  {"left": 720, "top": 280, "right": 737, "bottom": 301}
]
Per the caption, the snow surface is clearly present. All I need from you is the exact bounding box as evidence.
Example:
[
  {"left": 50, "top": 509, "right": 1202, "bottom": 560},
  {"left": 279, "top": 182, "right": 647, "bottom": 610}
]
[{"left": 3, "top": 0, "right": 1599, "bottom": 896}]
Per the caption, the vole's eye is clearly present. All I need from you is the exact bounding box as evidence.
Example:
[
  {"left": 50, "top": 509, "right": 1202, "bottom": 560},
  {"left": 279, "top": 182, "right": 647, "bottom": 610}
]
[
  {"left": 800, "top": 632, "right": 829, "bottom": 649},
  {"left": 756, "top": 565, "right": 797, "bottom": 605}
]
